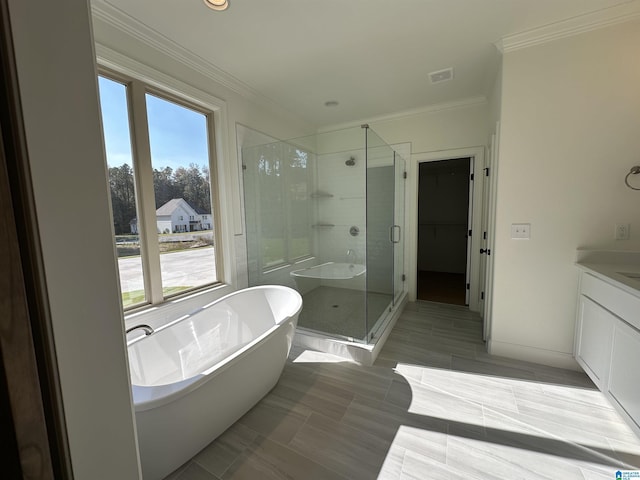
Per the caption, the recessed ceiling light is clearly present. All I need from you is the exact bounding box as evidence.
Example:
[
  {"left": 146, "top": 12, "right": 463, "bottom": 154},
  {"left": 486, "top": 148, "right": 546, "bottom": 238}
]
[
  {"left": 203, "top": 0, "right": 229, "bottom": 11},
  {"left": 324, "top": 100, "right": 339, "bottom": 107},
  {"left": 429, "top": 67, "right": 454, "bottom": 84}
]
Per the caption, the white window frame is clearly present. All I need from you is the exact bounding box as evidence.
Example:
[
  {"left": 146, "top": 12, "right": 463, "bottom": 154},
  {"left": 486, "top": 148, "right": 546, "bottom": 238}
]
[{"left": 96, "top": 46, "right": 239, "bottom": 316}]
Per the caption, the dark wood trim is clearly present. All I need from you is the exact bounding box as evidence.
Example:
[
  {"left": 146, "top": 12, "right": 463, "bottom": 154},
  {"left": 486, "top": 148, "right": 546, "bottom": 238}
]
[{"left": 0, "top": 0, "right": 72, "bottom": 477}]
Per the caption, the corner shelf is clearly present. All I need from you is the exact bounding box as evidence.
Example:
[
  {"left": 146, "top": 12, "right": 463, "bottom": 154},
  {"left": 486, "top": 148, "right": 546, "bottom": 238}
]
[{"left": 310, "top": 191, "right": 334, "bottom": 198}]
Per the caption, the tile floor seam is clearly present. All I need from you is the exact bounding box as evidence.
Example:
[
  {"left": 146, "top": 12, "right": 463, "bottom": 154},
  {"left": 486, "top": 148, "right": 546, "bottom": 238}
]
[
  {"left": 416, "top": 366, "right": 505, "bottom": 412},
  {"left": 196, "top": 423, "right": 262, "bottom": 480},
  {"left": 481, "top": 399, "right": 636, "bottom": 470},
  {"left": 192, "top": 458, "right": 219, "bottom": 479},
  {"left": 178, "top": 462, "right": 221, "bottom": 480},
  {"left": 283, "top": 415, "right": 386, "bottom": 480},
  {"left": 229, "top": 434, "right": 351, "bottom": 480},
  {"left": 536, "top": 389, "right": 620, "bottom": 413},
  {"left": 508, "top": 383, "right": 521, "bottom": 415},
  {"left": 512, "top": 394, "right": 630, "bottom": 430},
  {"left": 300, "top": 408, "right": 396, "bottom": 451},
  {"left": 603, "top": 435, "right": 640, "bottom": 468}
]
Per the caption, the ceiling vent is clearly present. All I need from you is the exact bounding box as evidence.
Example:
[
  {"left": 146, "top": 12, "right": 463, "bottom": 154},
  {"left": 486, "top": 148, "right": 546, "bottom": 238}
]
[{"left": 429, "top": 67, "right": 454, "bottom": 84}]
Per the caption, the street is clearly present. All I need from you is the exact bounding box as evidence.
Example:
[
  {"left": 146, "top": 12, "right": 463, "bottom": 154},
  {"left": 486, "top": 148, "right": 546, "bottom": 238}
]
[{"left": 118, "top": 246, "right": 217, "bottom": 293}]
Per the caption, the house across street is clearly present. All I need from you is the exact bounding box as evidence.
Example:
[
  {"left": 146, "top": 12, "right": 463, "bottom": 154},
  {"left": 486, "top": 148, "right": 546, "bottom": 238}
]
[{"left": 130, "top": 198, "right": 213, "bottom": 234}]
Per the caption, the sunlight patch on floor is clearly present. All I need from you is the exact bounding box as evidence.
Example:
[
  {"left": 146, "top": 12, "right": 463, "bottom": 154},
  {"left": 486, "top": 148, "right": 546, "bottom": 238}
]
[{"left": 391, "top": 361, "right": 639, "bottom": 472}]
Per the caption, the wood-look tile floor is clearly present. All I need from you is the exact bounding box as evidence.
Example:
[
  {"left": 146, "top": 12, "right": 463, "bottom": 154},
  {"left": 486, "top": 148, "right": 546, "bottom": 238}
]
[{"left": 164, "top": 301, "right": 640, "bottom": 480}]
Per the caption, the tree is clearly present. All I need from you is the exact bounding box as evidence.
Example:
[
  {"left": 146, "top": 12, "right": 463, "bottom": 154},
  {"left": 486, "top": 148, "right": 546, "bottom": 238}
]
[
  {"left": 153, "top": 166, "right": 176, "bottom": 208},
  {"left": 109, "top": 162, "right": 212, "bottom": 235},
  {"left": 171, "top": 163, "right": 211, "bottom": 214},
  {"left": 108, "top": 164, "right": 136, "bottom": 235}
]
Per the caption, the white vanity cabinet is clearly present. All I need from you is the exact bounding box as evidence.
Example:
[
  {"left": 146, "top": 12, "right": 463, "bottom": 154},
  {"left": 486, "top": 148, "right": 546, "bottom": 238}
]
[
  {"left": 574, "top": 268, "right": 640, "bottom": 436},
  {"left": 575, "top": 294, "right": 614, "bottom": 389},
  {"left": 609, "top": 320, "right": 640, "bottom": 428}
]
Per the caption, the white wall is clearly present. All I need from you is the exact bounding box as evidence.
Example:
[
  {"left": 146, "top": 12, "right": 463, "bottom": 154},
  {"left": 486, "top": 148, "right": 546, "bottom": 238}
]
[
  {"left": 370, "top": 100, "right": 491, "bottom": 155},
  {"left": 488, "top": 60, "right": 502, "bottom": 132},
  {"left": 490, "top": 19, "right": 640, "bottom": 368},
  {"left": 7, "top": 0, "right": 141, "bottom": 477}
]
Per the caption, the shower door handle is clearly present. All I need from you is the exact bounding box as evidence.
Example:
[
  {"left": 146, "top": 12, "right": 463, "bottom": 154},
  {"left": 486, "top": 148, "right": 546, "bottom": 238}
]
[{"left": 389, "top": 225, "right": 401, "bottom": 244}]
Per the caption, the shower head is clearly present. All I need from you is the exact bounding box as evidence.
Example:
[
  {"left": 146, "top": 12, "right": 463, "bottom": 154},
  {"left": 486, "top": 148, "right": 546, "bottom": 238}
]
[{"left": 345, "top": 156, "right": 355, "bottom": 166}]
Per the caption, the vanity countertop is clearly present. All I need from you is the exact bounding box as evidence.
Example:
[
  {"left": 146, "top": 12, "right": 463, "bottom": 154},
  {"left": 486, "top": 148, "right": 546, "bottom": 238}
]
[{"left": 575, "top": 249, "right": 640, "bottom": 299}]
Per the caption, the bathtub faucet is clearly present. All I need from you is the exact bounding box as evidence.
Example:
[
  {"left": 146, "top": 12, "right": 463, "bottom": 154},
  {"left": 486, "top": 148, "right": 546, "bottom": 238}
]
[
  {"left": 126, "top": 324, "right": 154, "bottom": 336},
  {"left": 346, "top": 249, "right": 358, "bottom": 264}
]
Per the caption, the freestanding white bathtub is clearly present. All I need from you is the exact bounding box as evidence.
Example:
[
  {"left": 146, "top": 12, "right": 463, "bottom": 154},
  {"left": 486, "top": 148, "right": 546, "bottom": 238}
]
[
  {"left": 127, "top": 286, "right": 302, "bottom": 480},
  {"left": 290, "top": 262, "right": 366, "bottom": 293}
]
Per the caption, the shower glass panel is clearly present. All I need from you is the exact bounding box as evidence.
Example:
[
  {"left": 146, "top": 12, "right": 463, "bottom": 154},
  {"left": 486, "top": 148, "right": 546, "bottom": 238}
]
[
  {"left": 364, "top": 127, "right": 395, "bottom": 339},
  {"left": 241, "top": 125, "right": 405, "bottom": 344}
]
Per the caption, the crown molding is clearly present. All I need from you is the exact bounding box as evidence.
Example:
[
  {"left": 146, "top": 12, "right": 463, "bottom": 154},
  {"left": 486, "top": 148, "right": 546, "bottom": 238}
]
[
  {"left": 90, "top": 0, "right": 301, "bottom": 123},
  {"left": 496, "top": 0, "right": 640, "bottom": 53},
  {"left": 318, "top": 96, "right": 488, "bottom": 133},
  {"left": 95, "top": 44, "right": 229, "bottom": 111}
]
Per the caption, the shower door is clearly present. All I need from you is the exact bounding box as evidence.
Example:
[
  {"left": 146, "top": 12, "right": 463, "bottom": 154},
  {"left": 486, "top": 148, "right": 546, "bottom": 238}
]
[{"left": 393, "top": 152, "right": 405, "bottom": 305}]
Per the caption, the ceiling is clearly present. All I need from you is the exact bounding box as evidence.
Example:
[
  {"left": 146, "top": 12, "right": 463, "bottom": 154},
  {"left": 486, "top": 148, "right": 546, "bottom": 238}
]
[{"left": 95, "top": 0, "right": 633, "bottom": 128}]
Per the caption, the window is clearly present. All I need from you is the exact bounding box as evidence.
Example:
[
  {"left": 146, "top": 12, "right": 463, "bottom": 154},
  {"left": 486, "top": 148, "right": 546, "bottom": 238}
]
[
  {"left": 244, "top": 141, "right": 313, "bottom": 271},
  {"left": 98, "top": 73, "right": 221, "bottom": 309}
]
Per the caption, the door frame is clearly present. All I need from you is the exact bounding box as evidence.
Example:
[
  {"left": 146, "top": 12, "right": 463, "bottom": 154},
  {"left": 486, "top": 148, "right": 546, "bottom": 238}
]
[
  {"left": 407, "top": 146, "right": 485, "bottom": 311},
  {"left": 483, "top": 122, "right": 500, "bottom": 341}
]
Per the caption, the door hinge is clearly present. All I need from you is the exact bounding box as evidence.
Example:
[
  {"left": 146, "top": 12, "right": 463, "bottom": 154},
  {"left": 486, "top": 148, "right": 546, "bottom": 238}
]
[
  {"left": 466, "top": 283, "right": 470, "bottom": 290},
  {"left": 484, "top": 167, "right": 490, "bottom": 176},
  {"left": 470, "top": 173, "right": 474, "bottom": 181},
  {"left": 468, "top": 229, "right": 472, "bottom": 237},
  {"left": 481, "top": 291, "right": 485, "bottom": 300},
  {"left": 483, "top": 231, "right": 487, "bottom": 240},
  {"left": 242, "top": 164, "right": 247, "bottom": 170},
  {"left": 402, "top": 274, "right": 406, "bottom": 281},
  {"left": 403, "top": 171, "right": 407, "bottom": 179}
]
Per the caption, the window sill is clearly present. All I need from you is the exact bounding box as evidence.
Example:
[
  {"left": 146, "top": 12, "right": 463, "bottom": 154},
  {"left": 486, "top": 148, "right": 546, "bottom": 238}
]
[{"left": 123, "top": 282, "right": 234, "bottom": 335}]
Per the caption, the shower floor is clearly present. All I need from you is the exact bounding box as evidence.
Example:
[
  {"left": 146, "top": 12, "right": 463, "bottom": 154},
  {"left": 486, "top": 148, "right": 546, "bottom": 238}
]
[{"left": 297, "top": 286, "right": 392, "bottom": 340}]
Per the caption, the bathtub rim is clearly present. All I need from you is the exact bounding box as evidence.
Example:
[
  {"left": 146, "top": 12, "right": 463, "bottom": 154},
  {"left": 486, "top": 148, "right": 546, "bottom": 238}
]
[
  {"left": 129, "top": 285, "right": 302, "bottom": 412},
  {"left": 290, "top": 261, "right": 366, "bottom": 280}
]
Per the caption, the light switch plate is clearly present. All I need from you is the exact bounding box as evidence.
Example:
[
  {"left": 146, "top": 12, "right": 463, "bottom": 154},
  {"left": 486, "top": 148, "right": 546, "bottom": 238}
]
[
  {"left": 511, "top": 223, "right": 531, "bottom": 239},
  {"left": 615, "top": 223, "right": 630, "bottom": 240}
]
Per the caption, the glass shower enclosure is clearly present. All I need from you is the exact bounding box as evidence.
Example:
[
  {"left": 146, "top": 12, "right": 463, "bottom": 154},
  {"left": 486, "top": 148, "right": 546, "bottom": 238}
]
[{"left": 242, "top": 125, "right": 405, "bottom": 343}]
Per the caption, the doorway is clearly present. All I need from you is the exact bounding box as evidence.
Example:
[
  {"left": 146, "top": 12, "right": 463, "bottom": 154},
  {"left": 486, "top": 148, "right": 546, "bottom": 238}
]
[{"left": 416, "top": 157, "right": 472, "bottom": 305}]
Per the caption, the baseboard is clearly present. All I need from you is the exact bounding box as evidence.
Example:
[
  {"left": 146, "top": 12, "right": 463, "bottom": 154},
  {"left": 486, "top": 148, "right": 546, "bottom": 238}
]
[
  {"left": 488, "top": 339, "right": 581, "bottom": 371},
  {"left": 368, "top": 292, "right": 407, "bottom": 364},
  {"left": 293, "top": 292, "right": 407, "bottom": 366}
]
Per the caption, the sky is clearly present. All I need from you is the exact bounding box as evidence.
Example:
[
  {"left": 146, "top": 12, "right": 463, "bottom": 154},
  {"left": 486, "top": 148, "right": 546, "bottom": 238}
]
[{"left": 97, "top": 76, "right": 209, "bottom": 172}]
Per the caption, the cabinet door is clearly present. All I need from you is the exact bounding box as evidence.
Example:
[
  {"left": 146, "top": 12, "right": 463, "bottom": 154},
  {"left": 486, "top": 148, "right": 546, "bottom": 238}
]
[
  {"left": 608, "top": 320, "right": 640, "bottom": 431},
  {"left": 576, "top": 295, "right": 614, "bottom": 387}
]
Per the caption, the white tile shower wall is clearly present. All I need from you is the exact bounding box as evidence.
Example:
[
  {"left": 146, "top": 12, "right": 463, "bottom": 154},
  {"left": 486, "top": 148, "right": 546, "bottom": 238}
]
[
  {"left": 366, "top": 165, "right": 395, "bottom": 294},
  {"left": 316, "top": 149, "right": 366, "bottom": 267}
]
